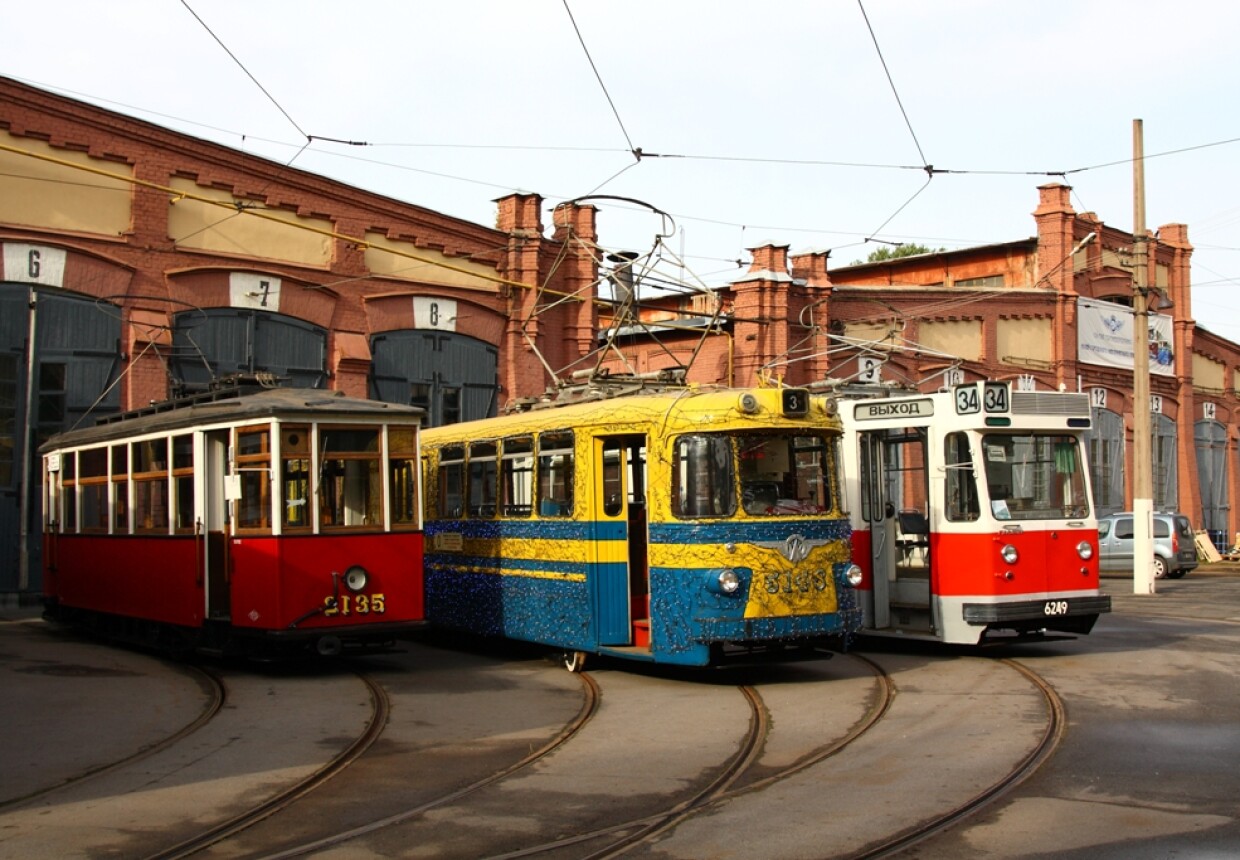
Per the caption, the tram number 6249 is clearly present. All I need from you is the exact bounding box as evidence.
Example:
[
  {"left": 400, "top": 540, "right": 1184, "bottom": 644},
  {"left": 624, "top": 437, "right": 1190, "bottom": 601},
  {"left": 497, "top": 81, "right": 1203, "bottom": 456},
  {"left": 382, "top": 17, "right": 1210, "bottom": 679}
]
[{"left": 1043, "top": 600, "right": 1069, "bottom": 616}]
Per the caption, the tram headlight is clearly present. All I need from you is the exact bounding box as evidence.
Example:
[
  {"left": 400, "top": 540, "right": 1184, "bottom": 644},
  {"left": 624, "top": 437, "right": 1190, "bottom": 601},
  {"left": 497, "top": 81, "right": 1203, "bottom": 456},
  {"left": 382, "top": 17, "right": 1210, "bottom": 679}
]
[
  {"left": 706, "top": 568, "right": 742, "bottom": 596},
  {"left": 845, "top": 564, "right": 864, "bottom": 587},
  {"left": 1000, "top": 544, "right": 1019, "bottom": 565},
  {"left": 343, "top": 565, "right": 369, "bottom": 593},
  {"left": 1076, "top": 541, "right": 1094, "bottom": 560}
]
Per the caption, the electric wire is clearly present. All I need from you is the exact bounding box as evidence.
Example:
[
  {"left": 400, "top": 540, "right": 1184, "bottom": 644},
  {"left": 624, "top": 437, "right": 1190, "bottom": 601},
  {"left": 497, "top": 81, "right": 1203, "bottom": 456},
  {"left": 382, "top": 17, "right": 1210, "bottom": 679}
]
[
  {"left": 179, "top": 0, "right": 308, "bottom": 140},
  {"left": 9, "top": 72, "right": 1238, "bottom": 272},
  {"left": 561, "top": 0, "right": 638, "bottom": 159},
  {"left": 865, "top": 174, "right": 934, "bottom": 243},
  {"left": 857, "top": 0, "right": 929, "bottom": 169},
  {"left": 8, "top": 75, "right": 1239, "bottom": 181}
]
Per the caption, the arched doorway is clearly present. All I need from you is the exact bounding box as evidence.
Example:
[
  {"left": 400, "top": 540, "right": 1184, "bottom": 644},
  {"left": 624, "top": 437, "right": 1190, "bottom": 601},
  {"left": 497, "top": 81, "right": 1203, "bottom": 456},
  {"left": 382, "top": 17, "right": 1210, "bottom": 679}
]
[
  {"left": 1152, "top": 413, "right": 1179, "bottom": 513},
  {"left": 1195, "top": 418, "right": 1229, "bottom": 549},
  {"left": 370, "top": 330, "right": 498, "bottom": 427},
  {"left": 170, "top": 308, "right": 327, "bottom": 394},
  {"left": 1086, "top": 407, "right": 1125, "bottom": 516},
  {"left": 0, "top": 286, "right": 122, "bottom": 593}
]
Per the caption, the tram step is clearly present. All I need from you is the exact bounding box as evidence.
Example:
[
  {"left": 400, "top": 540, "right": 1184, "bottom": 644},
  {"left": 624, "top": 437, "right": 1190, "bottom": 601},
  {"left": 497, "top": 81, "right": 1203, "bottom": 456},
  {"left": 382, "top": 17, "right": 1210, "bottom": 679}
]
[{"left": 633, "top": 618, "right": 650, "bottom": 647}]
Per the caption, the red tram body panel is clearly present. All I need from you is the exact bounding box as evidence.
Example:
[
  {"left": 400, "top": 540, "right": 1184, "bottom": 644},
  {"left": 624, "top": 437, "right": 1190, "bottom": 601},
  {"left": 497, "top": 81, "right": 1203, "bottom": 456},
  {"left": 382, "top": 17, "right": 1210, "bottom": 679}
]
[
  {"left": 227, "top": 532, "right": 424, "bottom": 630},
  {"left": 40, "top": 383, "right": 425, "bottom": 658},
  {"left": 47, "top": 535, "right": 201, "bottom": 627}
]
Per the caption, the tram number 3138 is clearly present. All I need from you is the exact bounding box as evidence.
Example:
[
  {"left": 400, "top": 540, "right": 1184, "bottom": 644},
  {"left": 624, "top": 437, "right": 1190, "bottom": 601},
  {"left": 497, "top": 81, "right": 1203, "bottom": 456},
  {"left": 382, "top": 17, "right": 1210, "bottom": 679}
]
[
  {"left": 765, "top": 570, "right": 829, "bottom": 594},
  {"left": 1043, "top": 600, "right": 1069, "bottom": 616}
]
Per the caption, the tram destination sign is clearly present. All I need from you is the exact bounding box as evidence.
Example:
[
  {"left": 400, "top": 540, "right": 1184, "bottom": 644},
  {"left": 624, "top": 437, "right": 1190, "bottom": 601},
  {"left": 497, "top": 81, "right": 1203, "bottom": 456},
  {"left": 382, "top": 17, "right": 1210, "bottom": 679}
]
[{"left": 853, "top": 399, "right": 934, "bottom": 421}]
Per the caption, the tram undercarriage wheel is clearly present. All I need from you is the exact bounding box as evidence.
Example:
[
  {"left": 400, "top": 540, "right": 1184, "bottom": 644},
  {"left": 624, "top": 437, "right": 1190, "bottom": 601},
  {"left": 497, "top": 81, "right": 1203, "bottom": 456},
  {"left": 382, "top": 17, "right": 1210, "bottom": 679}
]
[{"left": 562, "top": 650, "right": 588, "bottom": 673}]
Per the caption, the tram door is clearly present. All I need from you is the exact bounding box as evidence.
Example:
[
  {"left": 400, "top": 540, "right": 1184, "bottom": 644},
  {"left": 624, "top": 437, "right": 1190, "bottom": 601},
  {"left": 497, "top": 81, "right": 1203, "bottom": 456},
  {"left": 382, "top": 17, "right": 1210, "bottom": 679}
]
[
  {"left": 860, "top": 427, "right": 932, "bottom": 632},
  {"left": 203, "top": 431, "right": 230, "bottom": 620},
  {"left": 593, "top": 436, "right": 649, "bottom": 646}
]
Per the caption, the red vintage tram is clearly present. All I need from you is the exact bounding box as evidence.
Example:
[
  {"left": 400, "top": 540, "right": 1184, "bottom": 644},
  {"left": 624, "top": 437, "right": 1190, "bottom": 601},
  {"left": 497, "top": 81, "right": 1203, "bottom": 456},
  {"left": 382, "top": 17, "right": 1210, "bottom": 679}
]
[{"left": 40, "top": 381, "right": 425, "bottom": 658}]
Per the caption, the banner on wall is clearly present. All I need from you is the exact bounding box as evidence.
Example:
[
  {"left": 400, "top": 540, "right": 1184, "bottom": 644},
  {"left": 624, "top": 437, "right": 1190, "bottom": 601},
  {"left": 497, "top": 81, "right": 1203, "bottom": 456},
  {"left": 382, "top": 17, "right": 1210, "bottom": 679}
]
[{"left": 1077, "top": 296, "right": 1175, "bottom": 377}]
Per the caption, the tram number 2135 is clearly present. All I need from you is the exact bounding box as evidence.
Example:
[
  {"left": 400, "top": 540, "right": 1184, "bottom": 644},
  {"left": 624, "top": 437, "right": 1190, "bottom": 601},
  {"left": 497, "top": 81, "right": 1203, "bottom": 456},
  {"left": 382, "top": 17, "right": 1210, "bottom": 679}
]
[{"left": 324, "top": 594, "right": 387, "bottom": 616}]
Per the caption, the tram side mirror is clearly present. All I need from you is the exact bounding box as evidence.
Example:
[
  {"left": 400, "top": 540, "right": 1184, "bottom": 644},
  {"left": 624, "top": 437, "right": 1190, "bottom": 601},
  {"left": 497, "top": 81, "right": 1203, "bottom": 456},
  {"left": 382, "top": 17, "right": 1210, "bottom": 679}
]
[{"left": 884, "top": 501, "right": 896, "bottom": 519}]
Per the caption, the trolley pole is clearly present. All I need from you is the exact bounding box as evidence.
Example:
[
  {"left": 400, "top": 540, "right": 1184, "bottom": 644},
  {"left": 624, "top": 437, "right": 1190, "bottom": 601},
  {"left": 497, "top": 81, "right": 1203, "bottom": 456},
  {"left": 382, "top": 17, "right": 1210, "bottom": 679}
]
[{"left": 1132, "top": 119, "right": 1156, "bottom": 595}]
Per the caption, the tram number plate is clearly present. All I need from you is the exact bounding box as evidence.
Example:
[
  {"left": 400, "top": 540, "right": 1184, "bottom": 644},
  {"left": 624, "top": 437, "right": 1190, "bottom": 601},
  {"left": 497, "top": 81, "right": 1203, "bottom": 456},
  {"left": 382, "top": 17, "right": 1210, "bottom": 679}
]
[
  {"left": 1043, "top": 600, "right": 1069, "bottom": 616},
  {"left": 324, "top": 593, "right": 386, "bottom": 617},
  {"left": 764, "top": 570, "right": 829, "bottom": 594}
]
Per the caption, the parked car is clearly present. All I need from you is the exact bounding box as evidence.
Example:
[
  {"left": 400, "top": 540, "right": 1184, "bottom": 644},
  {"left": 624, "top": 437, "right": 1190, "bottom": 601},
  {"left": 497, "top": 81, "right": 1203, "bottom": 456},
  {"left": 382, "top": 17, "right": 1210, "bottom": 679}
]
[{"left": 1097, "top": 512, "right": 1198, "bottom": 579}]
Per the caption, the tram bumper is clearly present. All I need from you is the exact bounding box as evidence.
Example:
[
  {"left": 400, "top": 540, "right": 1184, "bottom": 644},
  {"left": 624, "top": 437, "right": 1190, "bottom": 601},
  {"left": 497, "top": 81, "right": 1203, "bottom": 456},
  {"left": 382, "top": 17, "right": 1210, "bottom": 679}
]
[{"left": 962, "top": 595, "right": 1112, "bottom": 634}]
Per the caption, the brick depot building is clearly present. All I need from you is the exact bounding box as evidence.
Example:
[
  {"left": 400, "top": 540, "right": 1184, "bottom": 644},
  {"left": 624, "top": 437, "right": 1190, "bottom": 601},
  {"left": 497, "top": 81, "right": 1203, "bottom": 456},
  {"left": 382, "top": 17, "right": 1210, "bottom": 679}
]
[{"left": 0, "top": 75, "right": 1235, "bottom": 597}]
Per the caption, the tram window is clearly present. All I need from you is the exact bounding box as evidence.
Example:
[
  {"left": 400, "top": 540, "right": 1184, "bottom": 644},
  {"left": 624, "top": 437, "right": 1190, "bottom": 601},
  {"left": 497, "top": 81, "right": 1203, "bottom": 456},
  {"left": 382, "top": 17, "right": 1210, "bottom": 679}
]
[
  {"left": 945, "top": 432, "right": 980, "bottom": 522},
  {"left": 501, "top": 436, "right": 534, "bottom": 517},
  {"left": 319, "top": 427, "right": 382, "bottom": 528},
  {"left": 44, "top": 459, "right": 58, "bottom": 529},
  {"left": 388, "top": 426, "right": 420, "bottom": 528},
  {"left": 79, "top": 447, "right": 107, "bottom": 531},
  {"left": 60, "top": 450, "right": 77, "bottom": 532},
  {"left": 537, "top": 431, "right": 574, "bottom": 517},
  {"left": 236, "top": 426, "right": 272, "bottom": 531},
  {"left": 438, "top": 445, "right": 465, "bottom": 519},
  {"left": 738, "top": 434, "right": 831, "bottom": 516},
  {"left": 602, "top": 444, "right": 624, "bottom": 517},
  {"left": 133, "top": 437, "right": 170, "bottom": 533},
  {"left": 673, "top": 435, "right": 735, "bottom": 518},
  {"left": 468, "top": 441, "right": 498, "bottom": 518},
  {"left": 281, "top": 425, "right": 311, "bottom": 530},
  {"left": 172, "top": 434, "right": 195, "bottom": 533},
  {"left": 982, "top": 434, "right": 1089, "bottom": 520},
  {"left": 111, "top": 444, "right": 129, "bottom": 533}
]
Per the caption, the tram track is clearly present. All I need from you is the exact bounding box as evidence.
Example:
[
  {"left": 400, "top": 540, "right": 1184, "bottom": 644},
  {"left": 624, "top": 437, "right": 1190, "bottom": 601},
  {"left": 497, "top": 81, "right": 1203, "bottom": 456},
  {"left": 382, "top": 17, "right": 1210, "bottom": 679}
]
[
  {"left": 848, "top": 656, "right": 1066, "bottom": 860},
  {"left": 460, "top": 653, "right": 1055, "bottom": 860},
  {"left": 0, "top": 661, "right": 226, "bottom": 811},
  {"left": 246, "top": 668, "right": 603, "bottom": 860},
  {"left": 473, "top": 653, "right": 898, "bottom": 860},
  {"left": 146, "top": 670, "right": 392, "bottom": 860}
]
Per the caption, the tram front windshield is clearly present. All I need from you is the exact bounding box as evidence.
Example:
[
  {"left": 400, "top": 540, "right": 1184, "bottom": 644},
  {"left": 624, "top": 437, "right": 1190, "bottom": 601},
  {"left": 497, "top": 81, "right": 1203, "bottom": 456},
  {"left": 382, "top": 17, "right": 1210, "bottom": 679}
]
[
  {"left": 673, "top": 432, "right": 837, "bottom": 518},
  {"left": 981, "top": 433, "right": 1089, "bottom": 521}
]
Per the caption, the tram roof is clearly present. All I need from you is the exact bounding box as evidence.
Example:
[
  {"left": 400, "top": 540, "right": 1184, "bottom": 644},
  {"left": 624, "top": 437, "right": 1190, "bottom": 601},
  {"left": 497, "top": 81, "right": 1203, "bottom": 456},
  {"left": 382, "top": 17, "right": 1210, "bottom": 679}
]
[
  {"left": 422, "top": 383, "right": 834, "bottom": 444},
  {"left": 41, "top": 388, "right": 424, "bottom": 452}
]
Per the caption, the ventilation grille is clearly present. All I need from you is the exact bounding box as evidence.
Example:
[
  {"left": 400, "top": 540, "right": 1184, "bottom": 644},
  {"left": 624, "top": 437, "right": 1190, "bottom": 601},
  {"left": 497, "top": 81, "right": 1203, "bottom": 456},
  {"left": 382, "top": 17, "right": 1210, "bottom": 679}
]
[{"left": 1011, "top": 392, "right": 1090, "bottom": 416}]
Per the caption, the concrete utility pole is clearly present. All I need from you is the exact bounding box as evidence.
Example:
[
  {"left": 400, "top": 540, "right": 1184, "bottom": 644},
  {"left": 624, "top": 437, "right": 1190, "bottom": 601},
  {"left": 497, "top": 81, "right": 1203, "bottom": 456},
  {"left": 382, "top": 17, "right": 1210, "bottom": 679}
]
[{"left": 1132, "top": 119, "right": 1156, "bottom": 595}]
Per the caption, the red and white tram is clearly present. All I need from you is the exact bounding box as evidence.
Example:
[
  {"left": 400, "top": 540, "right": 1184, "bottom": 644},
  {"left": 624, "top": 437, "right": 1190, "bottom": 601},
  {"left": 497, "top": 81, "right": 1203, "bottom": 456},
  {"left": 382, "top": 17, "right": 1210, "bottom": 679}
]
[
  {"left": 837, "top": 380, "right": 1111, "bottom": 644},
  {"left": 40, "top": 381, "right": 425, "bottom": 658}
]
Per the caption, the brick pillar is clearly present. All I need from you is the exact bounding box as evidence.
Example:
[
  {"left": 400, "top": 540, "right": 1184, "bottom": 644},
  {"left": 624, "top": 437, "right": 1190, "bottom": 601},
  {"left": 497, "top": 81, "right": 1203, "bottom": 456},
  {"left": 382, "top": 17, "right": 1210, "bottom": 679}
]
[
  {"left": 1158, "top": 223, "right": 1204, "bottom": 532},
  {"left": 125, "top": 308, "right": 173, "bottom": 408},
  {"left": 496, "top": 193, "right": 547, "bottom": 402},
  {"left": 1033, "top": 182, "right": 1078, "bottom": 389},
  {"left": 551, "top": 202, "right": 599, "bottom": 366},
  {"left": 790, "top": 250, "right": 833, "bottom": 384},
  {"left": 732, "top": 245, "right": 792, "bottom": 387}
]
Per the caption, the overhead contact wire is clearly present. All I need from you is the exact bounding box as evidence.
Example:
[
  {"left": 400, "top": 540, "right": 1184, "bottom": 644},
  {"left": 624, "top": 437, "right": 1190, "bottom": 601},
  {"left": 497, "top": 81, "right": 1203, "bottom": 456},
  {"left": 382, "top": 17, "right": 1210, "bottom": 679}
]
[{"left": 179, "top": 0, "right": 309, "bottom": 141}]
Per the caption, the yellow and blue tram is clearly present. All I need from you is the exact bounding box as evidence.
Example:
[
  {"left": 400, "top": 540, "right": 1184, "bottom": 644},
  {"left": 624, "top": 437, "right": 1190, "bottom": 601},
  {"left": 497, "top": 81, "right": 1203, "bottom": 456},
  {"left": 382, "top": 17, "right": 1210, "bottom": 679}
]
[{"left": 420, "top": 381, "right": 862, "bottom": 668}]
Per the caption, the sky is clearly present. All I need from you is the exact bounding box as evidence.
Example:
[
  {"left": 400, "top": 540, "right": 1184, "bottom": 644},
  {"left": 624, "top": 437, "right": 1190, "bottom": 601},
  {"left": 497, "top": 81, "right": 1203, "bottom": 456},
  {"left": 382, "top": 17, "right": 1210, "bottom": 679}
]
[{"left": 4, "top": 1, "right": 1240, "bottom": 336}]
